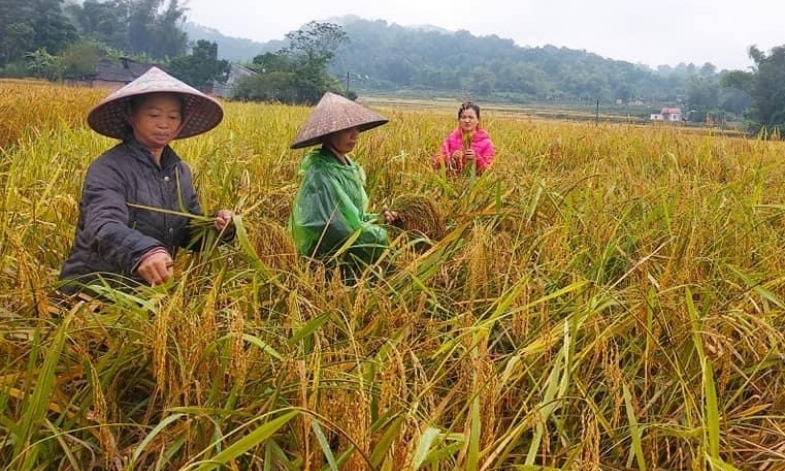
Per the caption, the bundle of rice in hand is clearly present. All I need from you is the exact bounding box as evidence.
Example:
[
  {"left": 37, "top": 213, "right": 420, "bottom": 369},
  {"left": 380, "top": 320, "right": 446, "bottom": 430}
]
[
  {"left": 390, "top": 194, "right": 446, "bottom": 242},
  {"left": 462, "top": 130, "right": 474, "bottom": 151},
  {"left": 462, "top": 130, "right": 476, "bottom": 175}
]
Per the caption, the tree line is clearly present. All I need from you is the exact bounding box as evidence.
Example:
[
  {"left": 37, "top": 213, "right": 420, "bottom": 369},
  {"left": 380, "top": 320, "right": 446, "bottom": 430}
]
[
  {"left": 201, "top": 16, "right": 785, "bottom": 135},
  {"left": 3, "top": 1, "right": 785, "bottom": 135},
  {"left": 0, "top": 0, "right": 344, "bottom": 103},
  {"left": 0, "top": 0, "right": 228, "bottom": 91},
  {"left": 322, "top": 19, "right": 756, "bottom": 122}
]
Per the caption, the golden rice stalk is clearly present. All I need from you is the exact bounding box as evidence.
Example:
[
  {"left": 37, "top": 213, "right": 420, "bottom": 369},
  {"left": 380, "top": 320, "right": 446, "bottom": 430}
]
[
  {"left": 252, "top": 218, "right": 297, "bottom": 270},
  {"left": 462, "top": 130, "right": 474, "bottom": 150},
  {"left": 391, "top": 194, "right": 446, "bottom": 241}
]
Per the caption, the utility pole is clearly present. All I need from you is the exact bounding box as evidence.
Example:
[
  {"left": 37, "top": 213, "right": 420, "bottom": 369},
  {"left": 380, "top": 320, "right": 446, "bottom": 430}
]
[
  {"left": 595, "top": 99, "right": 600, "bottom": 126},
  {"left": 346, "top": 72, "right": 350, "bottom": 94}
]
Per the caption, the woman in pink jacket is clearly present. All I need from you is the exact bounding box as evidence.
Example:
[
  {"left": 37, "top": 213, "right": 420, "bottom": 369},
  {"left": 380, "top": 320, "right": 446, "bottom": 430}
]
[{"left": 432, "top": 102, "right": 495, "bottom": 175}]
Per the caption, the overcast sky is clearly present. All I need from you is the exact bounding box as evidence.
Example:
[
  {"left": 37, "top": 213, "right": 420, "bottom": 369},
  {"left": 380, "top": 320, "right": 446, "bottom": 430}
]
[{"left": 183, "top": 0, "right": 783, "bottom": 71}]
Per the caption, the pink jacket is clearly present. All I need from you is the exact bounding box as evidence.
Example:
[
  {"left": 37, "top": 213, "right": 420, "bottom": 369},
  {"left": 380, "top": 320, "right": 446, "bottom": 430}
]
[{"left": 432, "top": 128, "right": 495, "bottom": 174}]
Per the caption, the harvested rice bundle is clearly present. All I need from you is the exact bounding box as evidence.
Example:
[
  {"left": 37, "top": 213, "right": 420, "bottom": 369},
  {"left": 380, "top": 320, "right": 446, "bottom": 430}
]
[
  {"left": 183, "top": 214, "right": 222, "bottom": 250},
  {"left": 252, "top": 218, "right": 297, "bottom": 270},
  {"left": 462, "top": 130, "right": 474, "bottom": 151},
  {"left": 391, "top": 194, "right": 446, "bottom": 241}
]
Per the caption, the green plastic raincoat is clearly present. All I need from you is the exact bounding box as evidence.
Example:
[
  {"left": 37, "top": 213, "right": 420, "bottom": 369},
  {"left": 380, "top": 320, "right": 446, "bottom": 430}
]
[{"left": 289, "top": 147, "right": 389, "bottom": 265}]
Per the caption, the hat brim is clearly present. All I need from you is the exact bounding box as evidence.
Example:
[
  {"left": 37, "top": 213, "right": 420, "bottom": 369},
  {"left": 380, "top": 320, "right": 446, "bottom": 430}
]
[
  {"left": 290, "top": 92, "right": 388, "bottom": 149},
  {"left": 86, "top": 67, "right": 224, "bottom": 140},
  {"left": 290, "top": 119, "right": 388, "bottom": 149}
]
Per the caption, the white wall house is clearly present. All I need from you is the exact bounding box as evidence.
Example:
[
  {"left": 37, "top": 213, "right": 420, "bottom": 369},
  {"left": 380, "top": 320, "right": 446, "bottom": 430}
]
[{"left": 650, "top": 107, "right": 683, "bottom": 122}]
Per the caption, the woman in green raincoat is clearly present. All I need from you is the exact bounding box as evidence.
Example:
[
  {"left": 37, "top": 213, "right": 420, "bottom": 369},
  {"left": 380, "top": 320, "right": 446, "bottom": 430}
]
[{"left": 288, "top": 92, "right": 398, "bottom": 272}]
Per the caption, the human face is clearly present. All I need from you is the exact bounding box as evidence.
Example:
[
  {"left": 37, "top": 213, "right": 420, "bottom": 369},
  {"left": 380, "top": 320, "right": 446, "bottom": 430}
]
[
  {"left": 326, "top": 127, "right": 360, "bottom": 156},
  {"left": 129, "top": 93, "right": 183, "bottom": 150},
  {"left": 458, "top": 108, "right": 479, "bottom": 133}
]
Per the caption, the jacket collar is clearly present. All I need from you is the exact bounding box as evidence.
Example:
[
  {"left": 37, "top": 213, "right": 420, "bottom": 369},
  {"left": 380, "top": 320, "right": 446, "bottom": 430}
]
[
  {"left": 318, "top": 145, "right": 354, "bottom": 167},
  {"left": 453, "top": 128, "right": 489, "bottom": 139},
  {"left": 123, "top": 137, "right": 181, "bottom": 170}
]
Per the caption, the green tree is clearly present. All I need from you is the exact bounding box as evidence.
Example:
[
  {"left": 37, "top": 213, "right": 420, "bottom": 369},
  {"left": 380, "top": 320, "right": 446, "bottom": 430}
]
[
  {"left": 466, "top": 66, "right": 495, "bottom": 96},
  {"left": 167, "top": 40, "right": 229, "bottom": 91},
  {"left": 147, "top": 0, "right": 188, "bottom": 59},
  {"left": 127, "top": 0, "right": 157, "bottom": 55},
  {"left": 0, "top": 21, "right": 35, "bottom": 67},
  {"left": 59, "top": 38, "right": 102, "bottom": 79},
  {"left": 686, "top": 76, "right": 719, "bottom": 122},
  {"left": 68, "top": 0, "right": 186, "bottom": 59},
  {"left": 251, "top": 51, "right": 292, "bottom": 73},
  {"left": 234, "top": 71, "right": 297, "bottom": 103},
  {"left": 31, "top": 0, "right": 78, "bottom": 55},
  {"left": 24, "top": 47, "right": 62, "bottom": 79},
  {"left": 66, "top": 0, "right": 187, "bottom": 60},
  {"left": 699, "top": 62, "right": 717, "bottom": 77},
  {"left": 244, "top": 22, "right": 347, "bottom": 104},
  {"left": 0, "top": 0, "right": 76, "bottom": 68},
  {"left": 65, "top": 0, "right": 131, "bottom": 52},
  {"left": 722, "top": 45, "right": 785, "bottom": 135},
  {"left": 283, "top": 21, "right": 347, "bottom": 70},
  {"left": 283, "top": 21, "right": 348, "bottom": 103},
  {"left": 719, "top": 89, "right": 752, "bottom": 117}
]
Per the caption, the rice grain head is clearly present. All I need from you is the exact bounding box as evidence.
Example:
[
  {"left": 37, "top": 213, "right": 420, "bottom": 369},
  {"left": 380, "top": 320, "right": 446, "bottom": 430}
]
[
  {"left": 252, "top": 218, "right": 297, "bottom": 270},
  {"left": 392, "top": 194, "right": 446, "bottom": 241}
]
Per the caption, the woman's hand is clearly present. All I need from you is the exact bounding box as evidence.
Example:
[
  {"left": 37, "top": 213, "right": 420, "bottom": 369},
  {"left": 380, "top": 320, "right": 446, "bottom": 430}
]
[
  {"left": 214, "top": 209, "right": 234, "bottom": 232},
  {"left": 383, "top": 210, "right": 399, "bottom": 224},
  {"left": 464, "top": 149, "right": 476, "bottom": 160},
  {"left": 137, "top": 248, "right": 174, "bottom": 286},
  {"left": 382, "top": 206, "right": 400, "bottom": 224}
]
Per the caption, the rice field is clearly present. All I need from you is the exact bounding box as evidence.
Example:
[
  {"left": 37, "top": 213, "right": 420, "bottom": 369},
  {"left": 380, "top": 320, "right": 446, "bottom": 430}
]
[{"left": 2, "top": 79, "right": 785, "bottom": 470}]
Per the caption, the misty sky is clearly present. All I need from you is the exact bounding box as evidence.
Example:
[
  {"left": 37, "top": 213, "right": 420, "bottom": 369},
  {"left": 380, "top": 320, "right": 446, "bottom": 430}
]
[{"left": 182, "top": 0, "right": 785, "bottom": 71}]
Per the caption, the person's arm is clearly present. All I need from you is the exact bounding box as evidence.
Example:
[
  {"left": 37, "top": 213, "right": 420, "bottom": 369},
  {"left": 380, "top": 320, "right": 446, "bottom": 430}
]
[
  {"left": 432, "top": 135, "right": 455, "bottom": 170},
  {"left": 177, "top": 164, "right": 235, "bottom": 250},
  {"left": 81, "top": 160, "right": 165, "bottom": 276}
]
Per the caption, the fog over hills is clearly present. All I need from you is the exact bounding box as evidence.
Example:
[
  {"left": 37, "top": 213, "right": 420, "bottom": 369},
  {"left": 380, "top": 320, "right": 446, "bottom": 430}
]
[{"left": 184, "top": 15, "right": 459, "bottom": 62}]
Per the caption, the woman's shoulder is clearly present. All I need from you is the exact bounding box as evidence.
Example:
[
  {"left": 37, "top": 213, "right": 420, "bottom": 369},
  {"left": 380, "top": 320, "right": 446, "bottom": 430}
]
[
  {"left": 300, "top": 148, "right": 327, "bottom": 166},
  {"left": 299, "top": 149, "right": 335, "bottom": 176},
  {"left": 88, "top": 142, "right": 130, "bottom": 170},
  {"left": 442, "top": 128, "right": 462, "bottom": 146},
  {"left": 96, "top": 141, "right": 128, "bottom": 158},
  {"left": 475, "top": 128, "right": 492, "bottom": 140},
  {"left": 447, "top": 128, "right": 462, "bottom": 138}
]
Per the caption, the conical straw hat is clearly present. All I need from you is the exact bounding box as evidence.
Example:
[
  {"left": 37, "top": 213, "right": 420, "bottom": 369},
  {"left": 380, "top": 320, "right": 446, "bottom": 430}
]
[
  {"left": 87, "top": 66, "right": 224, "bottom": 140},
  {"left": 290, "top": 92, "right": 388, "bottom": 149}
]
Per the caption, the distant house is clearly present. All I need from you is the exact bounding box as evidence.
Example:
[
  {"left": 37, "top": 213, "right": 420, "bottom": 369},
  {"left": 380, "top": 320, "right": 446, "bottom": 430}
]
[
  {"left": 66, "top": 57, "right": 155, "bottom": 90},
  {"left": 213, "top": 62, "right": 257, "bottom": 99},
  {"left": 650, "top": 107, "right": 683, "bottom": 122}
]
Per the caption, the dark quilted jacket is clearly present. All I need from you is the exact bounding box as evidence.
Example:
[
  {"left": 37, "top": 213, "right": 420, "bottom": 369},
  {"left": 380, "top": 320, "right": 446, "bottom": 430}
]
[{"left": 59, "top": 138, "right": 203, "bottom": 290}]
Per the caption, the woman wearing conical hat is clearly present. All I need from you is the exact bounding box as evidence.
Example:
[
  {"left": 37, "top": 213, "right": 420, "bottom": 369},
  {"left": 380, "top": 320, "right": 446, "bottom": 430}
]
[
  {"left": 59, "top": 66, "right": 234, "bottom": 293},
  {"left": 288, "top": 92, "right": 398, "bottom": 277}
]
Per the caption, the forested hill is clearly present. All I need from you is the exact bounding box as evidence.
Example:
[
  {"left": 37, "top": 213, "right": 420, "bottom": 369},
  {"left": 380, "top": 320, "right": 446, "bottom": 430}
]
[
  {"left": 182, "top": 22, "right": 265, "bottom": 63},
  {"left": 190, "top": 16, "right": 721, "bottom": 104},
  {"left": 329, "top": 19, "right": 702, "bottom": 103}
]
